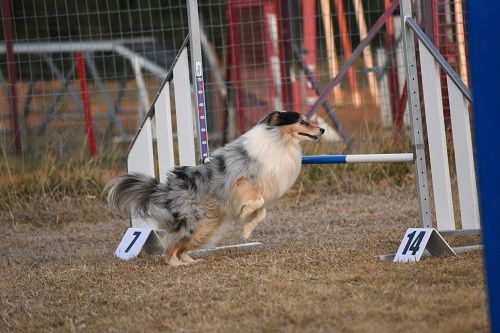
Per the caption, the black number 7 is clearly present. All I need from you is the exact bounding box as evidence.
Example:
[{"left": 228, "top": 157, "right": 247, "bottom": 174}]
[
  {"left": 125, "top": 231, "right": 142, "bottom": 253},
  {"left": 402, "top": 231, "right": 426, "bottom": 255}
]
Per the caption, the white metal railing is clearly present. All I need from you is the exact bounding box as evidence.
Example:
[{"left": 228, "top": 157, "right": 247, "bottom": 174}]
[
  {"left": 0, "top": 40, "right": 168, "bottom": 79},
  {"left": 2, "top": 39, "right": 169, "bottom": 127}
]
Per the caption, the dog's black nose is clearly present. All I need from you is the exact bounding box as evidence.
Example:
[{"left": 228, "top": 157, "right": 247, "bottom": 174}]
[{"left": 319, "top": 128, "right": 325, "bottom": 134}]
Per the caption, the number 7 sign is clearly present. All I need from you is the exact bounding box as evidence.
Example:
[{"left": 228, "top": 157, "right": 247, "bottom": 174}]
[
  {"left": 393, "top": 228, "right": 456, "bottom": 262},
  {"left": 115, "top": 228, "right": 153, "bottom": 260}
]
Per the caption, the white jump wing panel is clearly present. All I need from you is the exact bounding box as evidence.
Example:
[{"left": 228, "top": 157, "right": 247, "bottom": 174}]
[
  {"left": 127, "top": 118, "right": 157, "bottom": 228},
  {"left": 173, "top": 48, "right": 196, "bottom": 166},
  {"left": 419, "top": 40, "right": 455, "bottom": 231},
  {"left": 155, "top": 81, "right": 175, "bottom": 182},
  {"left": 447, "top": 76, "right": 480, "bottom": 229}
]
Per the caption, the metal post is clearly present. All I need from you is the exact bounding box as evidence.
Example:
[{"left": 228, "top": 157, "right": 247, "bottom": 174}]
[
  {"left": 400, "top": 0, "right": 432, "bottom": 228},
  {"left": 320, "top": 0, "right": 343, "bottom": 103},
  {"left": 187, "top": 0, "right": 210, "bottom": 163},
  {"left": 1, "top": 0, "right": 21, "bottom": 154},
  {"left": 75, "top": 52, "right": 97, "bottom": 158},
  {"left": 334, "top": 0, "right": 362, "bottom": 106},
  {"left": 227, "top": 5, "right": 245, "bottom": 134},
  {"left": 421, "top": 0, "right": 434, "bottom": 42},
  {"left": 302, "top": 0, "right": 318, "bottom": 108},
  {"left": 40, "top": 55, "right": 82, "bottom": 134},
  {"left": 263, "top": 1, "right": 283, "bottom": 111},
  {"left": 353, "top": 0, "right": 380, "bottom": 106},
  {"left": 83, "top": 53, "right": 125, "bottom": 136},
  {"left": 384, "top": 0, "right": 401, "bottom": 126}
]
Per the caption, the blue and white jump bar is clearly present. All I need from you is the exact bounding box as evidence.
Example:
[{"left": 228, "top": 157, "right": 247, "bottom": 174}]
[{"left": 302, "top": 153, "right": 414, "bottom": 165}]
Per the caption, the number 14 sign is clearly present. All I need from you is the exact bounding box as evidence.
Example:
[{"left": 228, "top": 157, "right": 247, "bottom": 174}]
[{"left": 393, "top": 228, "right": 456, "bottom": 262}]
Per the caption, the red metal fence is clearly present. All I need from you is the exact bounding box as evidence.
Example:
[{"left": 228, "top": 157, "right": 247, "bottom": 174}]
[{"left": 0, "top": 0, "right": 469, "bottom": 157}]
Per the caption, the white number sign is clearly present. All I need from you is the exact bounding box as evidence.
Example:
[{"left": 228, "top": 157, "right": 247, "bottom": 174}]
[
  {"left": 393, "top": 228, "right": 455, "bottom": 262},
  {"left": 394, "top": 228, "right": 432, "bottom": 262},
  {"left": 115, "top": 228, "right": 153, "bottom": 260}
]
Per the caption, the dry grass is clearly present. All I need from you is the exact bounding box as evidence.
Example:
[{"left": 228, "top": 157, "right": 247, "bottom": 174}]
[
  {"left": 0, "top": 138, "right": 486, "bottom": 332},
  {"left": 0, "top": 160, "right": 487, "bottom": 332}
]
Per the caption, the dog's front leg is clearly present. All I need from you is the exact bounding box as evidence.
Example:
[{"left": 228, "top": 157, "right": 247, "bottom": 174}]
[
  {"left": 243, "top": 207, "right": 266, "bottom": 239},
  {"left": 232, "top": 177, "right": 264, "bottom": 219},
  {"left": 239, "top": 196, "right": 264, "bottom": 220}
]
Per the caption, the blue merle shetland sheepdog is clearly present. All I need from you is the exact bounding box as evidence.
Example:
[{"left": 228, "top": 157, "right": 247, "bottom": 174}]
[{"left": 106, "top": 111, "right": 324, "bottom": 266}]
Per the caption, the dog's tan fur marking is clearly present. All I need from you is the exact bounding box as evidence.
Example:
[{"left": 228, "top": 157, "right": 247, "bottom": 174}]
[
  {"left": 281, "top": 125, "right": 298, "bottom": 142},
  {"left": 229, "top": 177, "right": 269, "bottom": 239},
  {"left": 233, "top": 177, "right": 262, "bottom": 202},
  {"left": 190, "top": 215, "right": 224, "bottom": 248},
  {"left": 242, "top": 207, "right": 266, "bottom": 239},
  {"left": 281, "top": 120, "right": 323, "bottom": 142},
  {"left": 165, "top": 215, "right": 223, "bottom": 266},
  {"left": 163, "top": 198, "right": 223, "bottom": 266},
  {"left": 231, "top": 177, "right": 264, "bottom": 218}
]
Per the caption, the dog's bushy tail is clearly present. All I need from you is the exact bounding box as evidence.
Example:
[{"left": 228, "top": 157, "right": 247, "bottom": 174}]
[{"left": 105, "top": 173, "right": 159, "bottom": 217}]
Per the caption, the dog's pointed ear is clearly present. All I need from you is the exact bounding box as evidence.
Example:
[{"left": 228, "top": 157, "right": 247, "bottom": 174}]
[
  {"left": 259, "top": 111, "right": 302, "bottom": 126},
  {"left": 258, "top": 111, "right": 282, "bottom": 125}
]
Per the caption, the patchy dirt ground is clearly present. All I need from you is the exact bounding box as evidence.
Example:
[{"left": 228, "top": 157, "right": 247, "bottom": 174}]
[{"left": 0, "top": 185, "right": 487, "bottom": 332}]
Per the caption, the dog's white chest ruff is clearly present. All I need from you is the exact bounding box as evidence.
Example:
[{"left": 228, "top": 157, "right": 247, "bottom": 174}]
[
  {"left": 244, "top": 127, "right": 302, "bottom": 201},
  {"left": 258, "top": 150, "right": 301, "bottom": 200}
]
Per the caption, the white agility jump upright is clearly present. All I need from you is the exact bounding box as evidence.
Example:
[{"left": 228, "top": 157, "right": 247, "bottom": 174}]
[
  {"left": 119, "top": 0, "right": 261, "bottom": 259},
  {"left": 304, "top": 0, "right": 481, "bottom": 260},
  {"left": 400, "top": 0, "right": 480, "bottom": 234},
  {"left": 377, "top": 0, "right": 481, "bottom": 261}
]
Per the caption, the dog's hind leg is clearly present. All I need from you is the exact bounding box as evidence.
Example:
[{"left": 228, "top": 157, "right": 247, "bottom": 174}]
[
  {"left": 176, "top": 211, "right": 224, "bottom": 264},
  {"left": 243, "top": 207, "right": 266, "bottom": 239}
]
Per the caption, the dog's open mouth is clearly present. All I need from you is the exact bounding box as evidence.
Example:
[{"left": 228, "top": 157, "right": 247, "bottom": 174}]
[{"left": 298, "top": 132, "right": 319, "bottom": 140}]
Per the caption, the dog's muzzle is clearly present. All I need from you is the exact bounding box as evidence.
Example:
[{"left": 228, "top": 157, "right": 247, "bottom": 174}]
[{"left": 298, "top": 127, "right": 325, "bottom": 141}]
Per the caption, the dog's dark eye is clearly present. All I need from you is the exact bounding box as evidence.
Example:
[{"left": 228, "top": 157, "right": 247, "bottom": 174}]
[{"left": 299, "top": 120, "right": 307, "bottom": 125}]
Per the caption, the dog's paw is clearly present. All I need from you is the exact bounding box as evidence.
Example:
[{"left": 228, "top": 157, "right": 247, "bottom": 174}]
[
  {"left": 179, "top": 253, "right": 203, "bottom": 265},
  {"left": 167, "top": 258, "right": 187, "bottom": 267}
]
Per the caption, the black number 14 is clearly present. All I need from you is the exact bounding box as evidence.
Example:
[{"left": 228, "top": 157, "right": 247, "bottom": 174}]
[
  {"left": 402, "top": 231, "right": 426, "bottom": 255},
  {"left": 125, "top": 231, "right": 141, "bottom": 253}
]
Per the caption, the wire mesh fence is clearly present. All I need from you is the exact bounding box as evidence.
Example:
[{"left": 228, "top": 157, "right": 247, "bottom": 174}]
[{"left": 0, "top": 0, "right": 469, "bottom": 162}]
